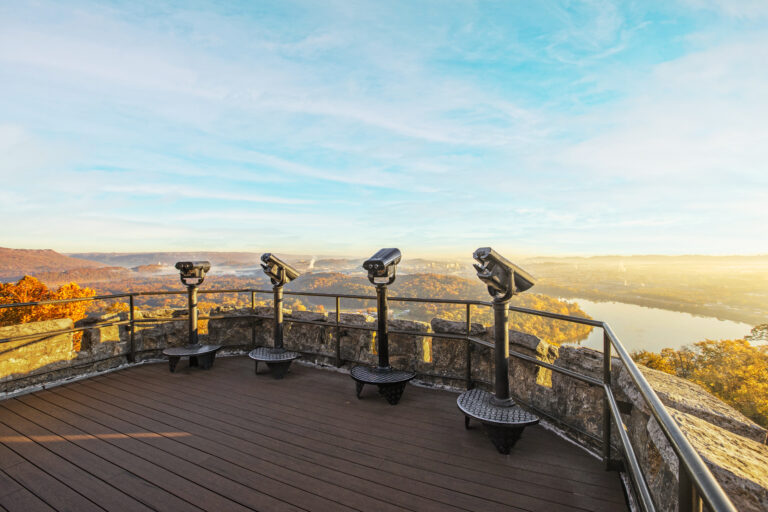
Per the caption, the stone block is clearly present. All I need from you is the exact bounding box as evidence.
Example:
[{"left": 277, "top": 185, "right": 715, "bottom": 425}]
[{"left": 0, "top": 318, "right": 75, "bottom": 383}]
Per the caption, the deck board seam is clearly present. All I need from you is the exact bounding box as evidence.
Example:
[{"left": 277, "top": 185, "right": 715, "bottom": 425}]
[
  {"left": 78, "top": 367, "right": 619, "bottom": 511},
  {"left": 5, "top": 398, "right": 209, "bottom": 512},
  {"left": 19, "top": 392, "right": 269, "bottom": 512},
  {"left": 114, "top": 365, "right": 621, "bottom": 495},
  {"left": 0, "top": 420, "right": 109, "bottom": 512},
  {"left": 1, "top": 359, "right": 627, "bottom": 512},
  {"left": 55, "top": 383, "right": 513, "bottom": 512},
  {"left": 12, "top": 393, "right": 414, "bottom": 512},
  {"left": 0, "top": 405, "right": 158, "bottom": 512},
  {"left": 0, "top": 466, "right": 54, "bottom": 511},
  {"left": 38, "top": 387, "right": 407, "bottom": 512},
  {"left": 121, "top": 364, "right": 603, "bottom": 468}
]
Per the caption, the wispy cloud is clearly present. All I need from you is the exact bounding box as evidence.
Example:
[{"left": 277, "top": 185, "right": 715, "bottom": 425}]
[{"left": 0, "top": 1, "right": 766, "bottom": 254}]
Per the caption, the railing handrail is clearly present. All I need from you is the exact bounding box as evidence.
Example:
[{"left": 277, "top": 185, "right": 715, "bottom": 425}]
[
  {"left": 0, "top": 288, "right": 496, "bottom": 308},
  {"left": 0, "top": 286, "right": 737, "bottom": 512},
  {"left": 602, "top": 323, "right": 737, "bottom": 512}
]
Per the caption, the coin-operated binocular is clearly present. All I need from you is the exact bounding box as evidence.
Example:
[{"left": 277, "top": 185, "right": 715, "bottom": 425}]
[
  {"left": 457, "top": 248, "right": 540, "bottom": 454},
  {"left": 363, "top": 248, "right": 402, "bottom": 285},
  {"left": 350, "top": 247, "right": 414, "bottom": 405},
  {"left": 472, "top": 247, "right": 534, "bottom": 302},
  {"left": 175, "top": 261, "right": 212, "bottom": 344},
  {"left": 248, "top": 253, "right": 302, "bottom": 379},
  {"left": 261, "top": 253, "right": 300, "bottom": 287},
  {"left": 472, "top": 247, "right": 536, "bottom": 404},
  {"left": 175, "top": 261, "right": 211, "bottom": 287},
  {"left": 162, "top": 261, "right": 221, "bottom": 373}
]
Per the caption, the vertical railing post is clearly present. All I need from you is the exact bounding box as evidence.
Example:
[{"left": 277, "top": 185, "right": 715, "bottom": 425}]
[
  {"left": 678, "top": 464, "right": 700, "bottom": 512},
  {"left": 128, "top": 295, "right": 136, "bottom": 363},
  {"left": 335, "top": 296, "right": 342, "bottom": 367},
  {"left": 465, "top": 303, "right": 472, "bottom": 390},
  {"left": 251, "top": 290, "right": 257, "bottom": 348},
  {"left": 603, "top": 329, "right": 613, "bottom": 469}
]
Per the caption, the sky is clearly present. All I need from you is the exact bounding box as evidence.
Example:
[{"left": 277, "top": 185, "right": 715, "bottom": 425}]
[{"left": 0, "top": 0, "right": 766, "bottom": 258}]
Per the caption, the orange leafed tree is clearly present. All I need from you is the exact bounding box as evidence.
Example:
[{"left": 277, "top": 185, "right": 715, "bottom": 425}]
[
  {"left": 0, "top": 276, "right": 96, "bottom": 350},
  {"left": 633, "top": 337, "right": 768, "bottom": 428}
]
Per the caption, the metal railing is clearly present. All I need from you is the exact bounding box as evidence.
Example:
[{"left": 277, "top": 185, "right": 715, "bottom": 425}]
[{"left": 0, "top": 288, "right": 737, "bottom": 512}]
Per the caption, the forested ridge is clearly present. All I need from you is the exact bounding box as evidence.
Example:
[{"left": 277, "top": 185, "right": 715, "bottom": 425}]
[{"left": 633, "top": 327, "right": 768, "bottom": 428}]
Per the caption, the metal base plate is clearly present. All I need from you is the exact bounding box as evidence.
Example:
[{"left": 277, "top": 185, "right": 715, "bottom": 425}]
[
  {"left": 162, "top": 344, "right": 222, "bottom": 373},
  {"left": 350, "top": 366, "right": 415, "bottom": 405},
  {"left": 249, "top": 347, "right": 301, "bottom": 379},
  {"left": 350, "top": 365, "right": 415, "bottom": 385},
  {"left": 248, "top": 346, "right": 301, "bottom": 362},
  {"left": 458, "top": 388, "right": 540, "bottom": 454}
]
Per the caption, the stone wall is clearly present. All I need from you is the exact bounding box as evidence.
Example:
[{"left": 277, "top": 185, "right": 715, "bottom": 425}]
[
  {"left": 617, "top": 366, "right": 768, "bottom": 512},
  {"left": 1, "top": 310, "right": 766, "bottom": 511},
  {"left": 0, "top": 318, "right": 76, "bottom": 393}
]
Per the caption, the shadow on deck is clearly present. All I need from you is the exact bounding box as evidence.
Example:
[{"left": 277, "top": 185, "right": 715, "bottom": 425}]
[{"left": 0, "top": 357, "right": 628, "bottom": 512}]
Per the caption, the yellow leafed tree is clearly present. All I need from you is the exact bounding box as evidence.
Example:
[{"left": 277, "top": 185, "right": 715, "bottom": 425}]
[
  {"left": 633, "top": 337, "right": 768, "bottom": 428},
  {"left": 0, "top": 276, "right": 96, "bottom": 350}
]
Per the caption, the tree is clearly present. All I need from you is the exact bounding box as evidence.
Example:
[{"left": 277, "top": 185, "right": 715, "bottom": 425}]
[
  {"left": 632, "top": 337, "right": 768, "bottom": 428},
  {"left": 631, "top": 350, "right": 676, "bottom": 374},
  {"left": 0, "top": 275, "right": 96, "bottom": 350}
]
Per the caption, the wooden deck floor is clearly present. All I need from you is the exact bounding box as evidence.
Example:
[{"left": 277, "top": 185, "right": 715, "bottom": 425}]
[{"left": 0, "top": 357, "right": 628, "bottom": 512}]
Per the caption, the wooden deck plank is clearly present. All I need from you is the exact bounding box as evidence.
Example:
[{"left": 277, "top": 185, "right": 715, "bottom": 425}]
[
  {"left": 0, "top": 469, "right": 55, "bottom": 512},
  {"left": 125, "top": 361, "right": 619, "bottom": 490},
  {"left": 3, "top": 398, "right": 203, "bottom": 512},
  {"left": 29, "top": 388, "right": 385, "bottom": 512},
  {"left": 125, "top": 359, "right": 620, "bottom": 490},
  {"left": 51, "top": 383, "right": 516, "bottom": 512},
  {"left": 22, "top": 387, "right": 426, "bottom": 512},
  {"left": 0, "top": 357, "right": 628, "bottom": 512},
  {"left": 16, "top": 391, "right": 298, "bottom": 512},
  {"left": 131, "top": 359, "right": 613, "bottom": 479},
  {"left": 97, "top": 361, "right": 622, "bottom": 511},
  {"left": 97, "top": 365, "right": 623, "bottom": 511},
  {"left": 0, "top": 406, "right": 154, "bottom": 512},
  {"left": 0, "top": 442, "right": 103, "bottom": 512}
]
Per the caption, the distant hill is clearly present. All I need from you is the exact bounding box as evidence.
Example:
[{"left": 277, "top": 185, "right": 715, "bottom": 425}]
[
  {"left": 68, "top": 251, "right": 265, "bottom": 268},
  {"left": 0, "top": 247, "right": 106, "bottom": 281},
  {"left": 32, "top": 266, "right": 132, "bottom": 285}
]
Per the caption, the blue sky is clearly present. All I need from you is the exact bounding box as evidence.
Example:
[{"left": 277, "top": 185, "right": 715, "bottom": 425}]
[{"left": 1, "top": 0, "right": 766, "bottom": 257}]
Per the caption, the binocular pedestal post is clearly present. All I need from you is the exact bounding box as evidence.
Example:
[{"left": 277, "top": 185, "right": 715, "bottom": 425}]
[
  {"left": 274, "top": 284, "right": 284, "bottom": 350},
  {"left": 162, "top": 283, "right": 222, "bottom": 372},
  {"left": 457, "top": 298, "right": 539, "bottom": 453},
  {"left": 492, "top": 300, "right": 514, "bottom": 406},
  {"left": 350, "top": 282, "right": 414, "bottom": 405},
  {"left": 376, "top": 284, "right": 390, "bottom": 370},
  {"left": 188, "top": 285, "right": 199, "bottom": 345},
  {"left": 249, "top": 281, "right": 300, "bottom": 379}
]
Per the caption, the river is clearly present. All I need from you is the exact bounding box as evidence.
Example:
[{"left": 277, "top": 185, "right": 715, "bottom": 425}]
[{"left": 565, "top": 298, "right": 754, "bottom": 353}]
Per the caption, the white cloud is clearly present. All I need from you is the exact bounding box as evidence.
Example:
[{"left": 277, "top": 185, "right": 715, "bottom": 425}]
[
  {"left": 681, "top": 0, "right": 768, "bottom": 19},
  {"left": 101, "top": 184, "right": 313, "bottom": 205},
  {"left": 542, "top": 36, "right": 768, "bottom": 185}
]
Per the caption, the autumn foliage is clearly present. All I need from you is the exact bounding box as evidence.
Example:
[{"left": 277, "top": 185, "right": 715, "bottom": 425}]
[
  {"left": 0, "top": 276, "right": 96, "bottom": 350},
  {"left": 633, "top": 336, "right": 768, "bottom": 428}
]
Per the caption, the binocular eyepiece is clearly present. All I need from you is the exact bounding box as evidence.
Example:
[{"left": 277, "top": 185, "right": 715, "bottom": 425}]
[
  {"left": 363, "top": 248, "right": 402, "bottom": 285},
  {"left": 473, "top": 247, "right": 535, "bottom": 301},
  {"left": 261, "top": 253, "right": 300, "bottom": 286},
  {"left": 175, "top": 261, "right": 211, "bottom": 287}
]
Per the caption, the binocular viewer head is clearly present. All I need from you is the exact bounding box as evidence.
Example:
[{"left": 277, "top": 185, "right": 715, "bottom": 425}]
[
  {"left": 363, "top": 248, "right": 401, "bottom": 285},
  {"left": 473, "top": 247, "right": 535, "bottom": 301},
  {"left": 261, "top": 253, "right": 300, "bottom": 286},
  {"left": 175, "top": 261, "right": 211, "bottom": 287}
]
